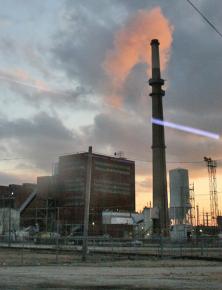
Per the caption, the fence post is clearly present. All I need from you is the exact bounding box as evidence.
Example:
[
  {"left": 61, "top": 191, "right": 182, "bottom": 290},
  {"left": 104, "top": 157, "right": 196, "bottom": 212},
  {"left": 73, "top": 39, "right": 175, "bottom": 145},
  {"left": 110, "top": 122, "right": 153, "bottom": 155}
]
[
  {"left": 21, "top": 238, "right": 24, "bottom": 265},
  {"left": 160, "top": 236, "right": 163, "bottom": 258},
  {"left": 56, "top": 207, "right": 59, "bottom": 265},
  {"left": 8, "top": 205, "right": 11, "bottom": 247},
  {"left": 56, "top": 237, "right": 59, "bottom": 264},
  {"left": 201, "top": 239, "right": 204, "bottom": 256},
  {"left": 180, "top": 243, "right": 182, "bottom": 257},
  {"left": 111, "top": 237, "right": 114, "bottom": 260}
]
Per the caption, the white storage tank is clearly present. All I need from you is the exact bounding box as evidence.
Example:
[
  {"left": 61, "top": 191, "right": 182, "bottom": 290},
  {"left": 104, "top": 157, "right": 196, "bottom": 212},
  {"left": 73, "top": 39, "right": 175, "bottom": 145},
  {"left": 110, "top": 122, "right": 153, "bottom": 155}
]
[
  {"left": 170, "top": 168, "right": 190, "bottom": 220},
  {"left": 170, "top": 224, "right": 192, "bottom": 241}
]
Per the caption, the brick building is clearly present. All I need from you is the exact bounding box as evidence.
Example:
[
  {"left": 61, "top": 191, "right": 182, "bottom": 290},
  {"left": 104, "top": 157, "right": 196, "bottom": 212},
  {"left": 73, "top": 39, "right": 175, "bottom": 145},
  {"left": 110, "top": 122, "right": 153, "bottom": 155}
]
[
  {"left": 23, "top": 151, "right": 135, "bottom": 237},
  {"left": 58, "top": 152, "right": 135, "bottom": 236}
]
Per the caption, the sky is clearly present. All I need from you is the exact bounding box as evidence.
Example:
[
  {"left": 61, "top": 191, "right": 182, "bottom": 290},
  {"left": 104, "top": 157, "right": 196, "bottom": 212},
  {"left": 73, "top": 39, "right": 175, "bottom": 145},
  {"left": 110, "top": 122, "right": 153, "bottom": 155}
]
[{"left": 0, "top": 0, "right": 222, "bottom": 218}]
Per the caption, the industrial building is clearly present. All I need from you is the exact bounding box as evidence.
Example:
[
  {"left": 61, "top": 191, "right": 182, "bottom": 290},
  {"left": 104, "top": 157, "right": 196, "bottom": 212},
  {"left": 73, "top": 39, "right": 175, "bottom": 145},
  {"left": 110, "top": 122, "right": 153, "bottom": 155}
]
[
  {"left": 21, "top": 151, "right": 135, "bottom": 237},
  {"left": 102, "top": 211, "right": 143, "bottom": 238}
]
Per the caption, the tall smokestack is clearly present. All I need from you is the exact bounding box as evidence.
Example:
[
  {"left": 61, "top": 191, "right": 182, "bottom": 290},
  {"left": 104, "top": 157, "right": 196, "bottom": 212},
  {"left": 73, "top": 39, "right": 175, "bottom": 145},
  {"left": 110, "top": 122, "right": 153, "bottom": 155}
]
[{"left": 149, "top": 39, "right": 169, "bottom": 236}]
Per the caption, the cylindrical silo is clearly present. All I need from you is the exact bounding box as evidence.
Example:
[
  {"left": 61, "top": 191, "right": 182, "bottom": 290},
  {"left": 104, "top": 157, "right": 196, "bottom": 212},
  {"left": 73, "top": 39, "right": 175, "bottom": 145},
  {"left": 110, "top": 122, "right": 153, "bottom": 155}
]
[{"left": 169, "top": 168, "right": 190, "bottom": 222}]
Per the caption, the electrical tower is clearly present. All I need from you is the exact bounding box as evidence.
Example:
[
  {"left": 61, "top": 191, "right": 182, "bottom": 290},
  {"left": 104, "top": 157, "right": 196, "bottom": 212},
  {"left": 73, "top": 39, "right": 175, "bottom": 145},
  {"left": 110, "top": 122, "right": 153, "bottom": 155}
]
[{"left": 204, "top": 157, "right": 218, "bottom": 226}]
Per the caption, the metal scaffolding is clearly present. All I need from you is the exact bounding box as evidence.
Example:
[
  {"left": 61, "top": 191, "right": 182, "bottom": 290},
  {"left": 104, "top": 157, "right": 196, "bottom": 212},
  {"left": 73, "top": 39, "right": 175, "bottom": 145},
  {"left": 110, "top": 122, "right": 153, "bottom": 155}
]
[
  {"left": 204, "top": 157, "right": 218, "bottom": 226},
  {"left": 188, "top": 183, "right": 195, "bottom": 226}
]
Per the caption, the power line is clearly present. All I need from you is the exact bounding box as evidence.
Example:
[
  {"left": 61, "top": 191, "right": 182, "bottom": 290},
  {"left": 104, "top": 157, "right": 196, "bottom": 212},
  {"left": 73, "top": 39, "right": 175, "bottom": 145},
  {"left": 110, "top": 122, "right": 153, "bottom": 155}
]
[
  {"left": 134, "top": 158, "right": 204, "bottom": 164},
  {"left": 1, "top": 154, "right": 222, "bottom": 165},
  {"left": 0, "top": 158, "right": 26, "bottom": 161},
  {"left": 186, "top": 0, "right": 222, "bottom": 39}
]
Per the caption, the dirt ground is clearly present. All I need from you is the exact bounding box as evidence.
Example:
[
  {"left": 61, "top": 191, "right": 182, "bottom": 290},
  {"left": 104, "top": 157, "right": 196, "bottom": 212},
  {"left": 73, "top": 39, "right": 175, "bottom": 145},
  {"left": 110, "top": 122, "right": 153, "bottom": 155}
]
[{"left": 0, "top": 257, "right": 222, "bottom": 289}]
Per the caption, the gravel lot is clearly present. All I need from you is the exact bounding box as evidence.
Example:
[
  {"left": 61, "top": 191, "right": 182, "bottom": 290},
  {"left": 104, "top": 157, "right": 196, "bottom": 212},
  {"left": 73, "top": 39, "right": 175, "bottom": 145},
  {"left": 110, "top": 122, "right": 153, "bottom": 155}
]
[{"left": 0, "top": 258, "right": 222, "bottom": 289}]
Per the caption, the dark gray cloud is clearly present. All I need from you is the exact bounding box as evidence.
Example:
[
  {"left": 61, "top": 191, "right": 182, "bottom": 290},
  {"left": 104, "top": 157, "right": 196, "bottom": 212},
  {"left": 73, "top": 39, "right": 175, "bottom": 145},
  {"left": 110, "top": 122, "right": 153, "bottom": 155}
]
[
  {"left": 0, "top": 110, "right": 151, "bottom": 178},
  {"left": 166, "top": 15, "right": 222, "bottom": 119},
  {"left": 0, "top": 112, "right": 83, "bottom": 171},
  {"left": 0, "top": 112, "right": 71, "bottom": 139},
  {"left": 0, "top": 171, "right": 24, "bottom": 186},
  {"left": 0, "top": 69, "right": 96, "bottom": 110},
  {"left": 51, "top": 1, "right": 122, "bottom": 108},
  {"left": 81, "top": 111, "right": 151, "bottom": 156}
]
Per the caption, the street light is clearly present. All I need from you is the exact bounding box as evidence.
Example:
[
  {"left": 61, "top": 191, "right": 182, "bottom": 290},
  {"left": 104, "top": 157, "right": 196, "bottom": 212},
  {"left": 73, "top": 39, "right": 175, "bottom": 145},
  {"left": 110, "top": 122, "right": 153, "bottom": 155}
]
[{"left": 92, "top": 221, "right": 95, "bottom": 236}]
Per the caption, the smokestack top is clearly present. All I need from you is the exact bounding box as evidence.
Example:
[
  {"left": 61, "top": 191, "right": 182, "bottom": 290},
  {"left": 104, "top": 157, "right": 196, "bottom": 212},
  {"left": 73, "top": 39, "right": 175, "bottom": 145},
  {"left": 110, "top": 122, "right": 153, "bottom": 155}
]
[
  {"left": 151, "top": 39, "right": 159, "bottom": 46},
  {"left": 149, "top": 37, "right": 164, "bottom": 92}
]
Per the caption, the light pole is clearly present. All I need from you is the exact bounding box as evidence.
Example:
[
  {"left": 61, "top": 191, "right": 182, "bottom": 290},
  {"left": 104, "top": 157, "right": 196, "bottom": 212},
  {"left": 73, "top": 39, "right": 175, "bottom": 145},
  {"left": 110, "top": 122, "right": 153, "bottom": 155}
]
[
  {"left": 8, "top": 192, "right": 14, "bottom": 247},
  {"left": 82, "top": 146, "right": 93, "bottom": 262}
]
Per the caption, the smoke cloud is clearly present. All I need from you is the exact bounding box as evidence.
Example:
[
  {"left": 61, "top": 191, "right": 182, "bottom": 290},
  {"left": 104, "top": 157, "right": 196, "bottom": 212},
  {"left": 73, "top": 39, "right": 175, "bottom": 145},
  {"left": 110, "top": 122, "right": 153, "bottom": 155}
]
[{"left": 103, "top": 7, "right": 173, "bottom": 106}]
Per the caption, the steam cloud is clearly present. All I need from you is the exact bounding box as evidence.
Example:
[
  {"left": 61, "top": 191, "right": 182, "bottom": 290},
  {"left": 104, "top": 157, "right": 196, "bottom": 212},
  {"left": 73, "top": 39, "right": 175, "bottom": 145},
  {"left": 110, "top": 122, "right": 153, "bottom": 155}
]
[{"left": 103, "top": 7, "right": 173, "bottom": 107}]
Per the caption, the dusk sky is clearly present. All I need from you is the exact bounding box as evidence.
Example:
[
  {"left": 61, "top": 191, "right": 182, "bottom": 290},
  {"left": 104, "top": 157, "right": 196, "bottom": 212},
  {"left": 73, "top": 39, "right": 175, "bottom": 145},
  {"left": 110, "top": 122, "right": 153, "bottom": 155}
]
[{"left": 0, "top": 0, "right": 222, "bottom": 214}]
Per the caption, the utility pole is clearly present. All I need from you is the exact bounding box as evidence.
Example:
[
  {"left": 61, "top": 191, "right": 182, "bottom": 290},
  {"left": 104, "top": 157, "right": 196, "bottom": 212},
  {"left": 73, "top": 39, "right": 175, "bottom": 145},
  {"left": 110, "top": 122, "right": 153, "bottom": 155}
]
[
  {"left": 82, "top": 146, "right": 93, "bottom": 261},
  {"left": 206, "top": 212, "right": 209, "bottom": 227},
  {"left": 202, "top": 208, "right": 205, "bottom": 226},
  {"left": 196, "top": 205, "right": 199, "bottom": 226},
  {"left": 8, "top": 199, "right": 11, "bottom": 247},
  {"left": 8, "top": 192, "right": 14, "bottom": 247}
]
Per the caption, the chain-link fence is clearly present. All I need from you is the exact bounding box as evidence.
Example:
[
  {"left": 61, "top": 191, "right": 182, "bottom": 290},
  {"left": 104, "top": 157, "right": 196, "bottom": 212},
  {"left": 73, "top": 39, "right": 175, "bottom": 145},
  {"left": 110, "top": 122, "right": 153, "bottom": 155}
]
[{"left": 0, "top": 235, "right": 222, "bottom": 266}]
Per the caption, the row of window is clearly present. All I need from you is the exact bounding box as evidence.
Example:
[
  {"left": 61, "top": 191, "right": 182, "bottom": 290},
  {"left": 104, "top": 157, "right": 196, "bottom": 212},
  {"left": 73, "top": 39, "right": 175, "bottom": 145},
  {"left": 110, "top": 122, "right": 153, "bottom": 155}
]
[
  {"left": 94, "top": 182, "right": 130, "bottom": 190},
  {"left": 94, "top": 160, "right": 131, "bottom": 172},
  {"left": 65, "top": 179, "right": 85, "bottom": 185},
  {"left": 94, "top": 180, "right": 130, "bottom": 187},
  {"left": 59, "top": 165, "right": 85, "bottom": 173},
  {"left": 95, "top": 166, "right": 130, "bottom": 176},
  {"left": 94, "top": 185, "right": 131, "bottom": 195}
]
